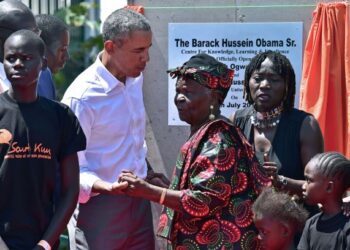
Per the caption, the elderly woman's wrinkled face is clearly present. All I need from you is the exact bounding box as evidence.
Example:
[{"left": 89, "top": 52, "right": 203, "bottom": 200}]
[
  {"left": 175, "top": 77, "right": 213, "bottom": 125},
  {"left": 249, "top": 58, "right": 286, "bottom": 112}
]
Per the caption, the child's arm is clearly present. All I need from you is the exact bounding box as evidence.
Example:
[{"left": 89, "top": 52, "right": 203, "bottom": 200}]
[{"left": 34, "top": 153, "right": 80, "bottom": 249}]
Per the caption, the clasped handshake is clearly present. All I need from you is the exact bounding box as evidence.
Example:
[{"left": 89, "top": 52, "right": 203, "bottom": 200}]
[{"left": 107, "top": 170, "right": 170, "bottom": 197}]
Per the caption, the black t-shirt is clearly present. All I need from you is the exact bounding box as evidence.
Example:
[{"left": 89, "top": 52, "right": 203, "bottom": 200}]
[
  {"left": 0, "top": 92, "right": 86, "bottom": 250},
  {"left": 298, "top": 212, "right": 350, "bottom": 250}
]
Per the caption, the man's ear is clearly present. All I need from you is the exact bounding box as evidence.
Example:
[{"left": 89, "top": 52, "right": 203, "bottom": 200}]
[
  {"left": 104, "top": 40, "right": 114, "bottom": 53},
  {"left": 104, "top": 38, "right": 124, "bottom": 53},
  {"left": 41, "top": 56, "right": 47, "bottom": 70}
]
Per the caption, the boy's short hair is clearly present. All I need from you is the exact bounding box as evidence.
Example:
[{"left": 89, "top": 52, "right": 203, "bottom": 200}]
[
  {"left": 5, "top": 29, "right": 45, "bottom": 57},
  {"left": 252, "top": 188, "right": 308, "bottom": 232},
  {"left": 310, "top": 152, "right": 350, "bottom": 192}
]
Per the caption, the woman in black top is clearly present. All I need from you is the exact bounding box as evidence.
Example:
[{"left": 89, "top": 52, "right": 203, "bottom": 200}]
[{"left": 231, "top": 51, "right": 324, "bottom": 195}]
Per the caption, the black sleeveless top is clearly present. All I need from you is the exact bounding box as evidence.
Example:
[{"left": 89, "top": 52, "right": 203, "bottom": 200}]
[{"left": 234, "top": 106, "right": 310, "bottom": 180}]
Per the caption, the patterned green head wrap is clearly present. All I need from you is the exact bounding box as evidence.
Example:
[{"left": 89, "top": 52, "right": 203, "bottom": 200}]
[{"left": 168, "top": 53, "right": 234, "bottom": 99}]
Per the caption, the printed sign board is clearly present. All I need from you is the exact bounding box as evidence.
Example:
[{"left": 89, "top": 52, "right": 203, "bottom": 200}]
[{"left": 168, "top": 22, "right": 303, "bottom": 125}]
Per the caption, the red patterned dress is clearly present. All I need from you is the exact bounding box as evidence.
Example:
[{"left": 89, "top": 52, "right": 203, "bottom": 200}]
[{"left": 157, "top": 119, "right": 270, "bottom": 250}]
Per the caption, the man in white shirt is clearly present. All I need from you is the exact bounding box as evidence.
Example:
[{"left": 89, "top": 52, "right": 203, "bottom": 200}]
[
  {"left": 62, "top": 8, "right": 163, "bottom": 249},
  {"left": 0, "top": 0, "right": 40, "bottom": 93}
]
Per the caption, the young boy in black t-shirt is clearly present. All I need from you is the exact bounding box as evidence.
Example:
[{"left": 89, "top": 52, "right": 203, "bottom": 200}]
[
  {"left": 0, "top": 30, "right": 86, "bottom": 250},
  {"left": 298, "top": 152, "right": 350, "bottom": 250}
]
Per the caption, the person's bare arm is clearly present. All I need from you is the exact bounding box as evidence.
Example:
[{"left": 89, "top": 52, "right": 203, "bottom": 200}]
[
  {"left": 91, "top": 179, "right": 128, "bottom": 195},
  {"left": 275, "top": 115, "right": 324, "bottom": 195},
  {"left": 300, "top": 115, "right": 324, "bottom": 167},
  {"left": 276, "top": 175, "right": 306, "bottom": 196},
  {"left": 34, "top": 153, "right": 80, "bottom": 249},
  {"left": 119, "top": 172, "right": 182, "bottom": 211}
]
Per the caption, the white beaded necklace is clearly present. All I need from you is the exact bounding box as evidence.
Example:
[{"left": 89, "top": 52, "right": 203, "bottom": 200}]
[{"left": 250, "top": 105, "right": 284, "bottom": 129}]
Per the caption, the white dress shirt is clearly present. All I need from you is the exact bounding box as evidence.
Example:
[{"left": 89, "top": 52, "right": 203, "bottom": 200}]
[
  {"left": 0, "top": 63, "right": 11, "bottom": 93},
  {"left": 62, "top": 54, "right": 148, "bottom": 204}
]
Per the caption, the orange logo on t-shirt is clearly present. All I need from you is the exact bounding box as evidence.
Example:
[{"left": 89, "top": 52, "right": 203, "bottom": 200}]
[
  {"left": 0, "top": 129, "right": 52, "bottom": 160},
  {"left": 0, "top": 129, "right": 12, "bottom": 144}
]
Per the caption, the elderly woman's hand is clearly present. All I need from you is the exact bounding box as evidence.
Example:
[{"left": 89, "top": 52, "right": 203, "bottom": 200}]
[{"left": 119, "top": 171, "right": 150, "bottom": 197}]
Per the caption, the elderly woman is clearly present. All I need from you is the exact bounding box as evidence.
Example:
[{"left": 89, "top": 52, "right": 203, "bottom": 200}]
[
  {"left": 120, "top": 53, "right": 270, "bottom": 249},
  {"left": 231, "top": 51, "right": 324, "bottom": 196}
]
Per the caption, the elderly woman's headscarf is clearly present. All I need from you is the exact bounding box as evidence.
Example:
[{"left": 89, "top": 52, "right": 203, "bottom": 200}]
[{"left": 168, "top": 53, "right": 234, "bottom": 100}]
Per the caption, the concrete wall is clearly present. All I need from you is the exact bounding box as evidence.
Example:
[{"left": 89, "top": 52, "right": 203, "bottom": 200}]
[{"left": 100, "top": 0, "right": 126, "bottom": 23}]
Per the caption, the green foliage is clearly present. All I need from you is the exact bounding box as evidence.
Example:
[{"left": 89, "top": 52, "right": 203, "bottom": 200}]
[
  {"left": 53, "top": 2, "right": 103, "bottom": 99},
  {"left": 56, "top": 2, "right": 99, "bottom": 29}
]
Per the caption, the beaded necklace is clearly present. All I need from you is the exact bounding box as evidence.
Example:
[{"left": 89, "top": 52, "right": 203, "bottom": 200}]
[{"left": 250, "top": 104, "right": 283, "bottom": 129}]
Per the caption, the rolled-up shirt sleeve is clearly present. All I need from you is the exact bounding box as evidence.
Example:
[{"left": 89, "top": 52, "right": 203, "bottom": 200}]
[
  {"left": 62, "top": 96, "right": 98, "bottom": 203},
  {"left": 79, "top": 171, "right": 100, "bottom": 203}
]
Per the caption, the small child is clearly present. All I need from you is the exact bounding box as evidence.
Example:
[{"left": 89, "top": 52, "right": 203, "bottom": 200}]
[
  {"left": 253, "top": 187, "right": 308, "bottom": 250},
  {"left": 0, "top": 30, "right": 86, "bottom": 249},
  {"left": 298, "top": 152, "right": 350, "bottom": 250}
]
